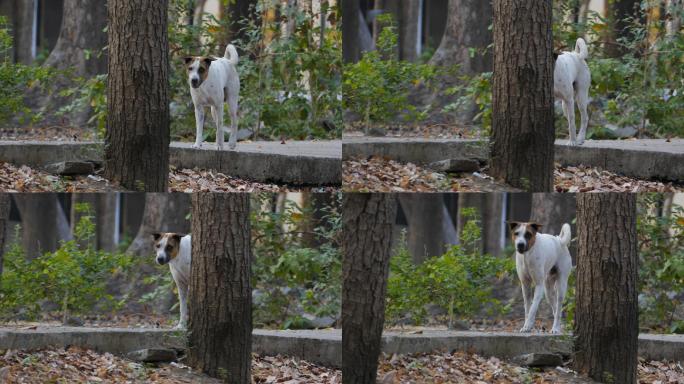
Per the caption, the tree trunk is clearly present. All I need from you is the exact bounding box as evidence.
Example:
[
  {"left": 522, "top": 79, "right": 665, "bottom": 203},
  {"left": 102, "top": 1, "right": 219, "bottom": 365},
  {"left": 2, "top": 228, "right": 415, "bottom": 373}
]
[
  {"left": 188, "top": 194, "right": 252, "bottom": 383},
  {"left": 221, "top": 0, "right": 257, "bottom": 54},
  {"left": 399, "top": 194, "right": 457, "bottom": 264},
  {"left": 342, "top": 193, "right": 397, "bottom": 384},
  {"left": 13, "top": 0, "right": 35, "bottom": 64},
  {"left": 399, "top": 0, "right": 420, "bottom": 62},
  {"left": 0, "top": 194, "right": 10, "bottom": 281},
  {"left": 105, "top": 0, "right": 170, "bottom": 191},
  {"left": 430, "top": 0, "right": 492, "bottom": 74},
  {"left": 342, "top": 0, "right": 361, "bottom": 63},
  {"left": 605, "top": 0, "right": 640, "bottom": 57},
  {"left": 96, "top": 193, "right": 119, "bottom": 251},
  {"left": 574, "top": 193, "right": 638, "bottom": 384},
  {"left": 490, "top": 0, "right": 555, "bottom": 192},
  {"left": 13, "top": 194, "right": 70, "bottom": 259},
  {"left": 29, "top": 0, "right": 108, "bottom": 124},
  {"left": 666, "top": 0, "right": 683, "bottom": 37},
  {"left": 126, "top": 193, "right": 191, "bottom": 257}
]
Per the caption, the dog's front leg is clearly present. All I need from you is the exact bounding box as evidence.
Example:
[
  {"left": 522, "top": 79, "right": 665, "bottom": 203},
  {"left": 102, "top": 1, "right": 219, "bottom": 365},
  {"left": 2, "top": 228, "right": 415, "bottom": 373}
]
[
  {"left": 193, "top": 106, "right": 205, "bottom": 148},
  {"left": 211, "top": 105, "right": 224, "bottom": 150},
  {"left": 227, "top": 93, "right": 238, "bottom": 150},
  {"left": 520, "top": 285, "right": 544, "bottom": 332},
  {"left": 176, "top": 284, "right": 188, "bottom": 329},
  {"left": 520, "top": 280, "right": 531, "bottom": 321}
]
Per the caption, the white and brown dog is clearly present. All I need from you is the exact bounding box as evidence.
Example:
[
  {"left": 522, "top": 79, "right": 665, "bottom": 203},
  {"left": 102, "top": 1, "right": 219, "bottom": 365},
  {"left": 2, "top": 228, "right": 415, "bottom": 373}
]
[
  {"left": 153, "top": 233, "right": 191, "bottom": 329},
  {"left": 508, "top": 222, "right": 572, "bottom": 334},
  {"left": 554, "top": 38, "right": 591, "bottom": 146},
  {"left": 184, "top": 44, "right": 240, "bottom": 150}
]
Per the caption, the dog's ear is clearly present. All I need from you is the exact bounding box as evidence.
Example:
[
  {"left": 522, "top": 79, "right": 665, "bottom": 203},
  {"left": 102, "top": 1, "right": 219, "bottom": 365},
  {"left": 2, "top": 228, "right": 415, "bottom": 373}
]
[
  {"left": 171, "top": 233, "right": 184, "bottom": 242},
  {"left": 553, "top": 52, "right": 559, "bottom": 62},
  {"left": 530, "top": 223, "right": 543, "bottom": 232},
  {"left": 507, "top": 221, "right": 519, "bottom": 232},
  {"left": 152, "top": 233, "right": 162, "bottom": 241},
  {"left": 183, "top": 56, "right": 194, "bottom": 65},
  {"left": 203, "top": 57, "right": 216, "bottom": 67}
]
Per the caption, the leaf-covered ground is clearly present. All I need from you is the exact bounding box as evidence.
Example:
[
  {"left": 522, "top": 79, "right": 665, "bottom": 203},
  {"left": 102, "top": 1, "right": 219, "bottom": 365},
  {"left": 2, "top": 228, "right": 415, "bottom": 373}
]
[
  {"left": 0, "top": 125, "right": 97, "bottom": 141},
  {"left": 343, "top": 157, "right": 683, "bottom": 193},
  {"left": 377, "top": 351, "right": 684, "bottom": 384},
  {"left": 0, "top": 347, "right": 341, "bottom": 384},
  {"left": 0, "top": 162, "right": 337, "bottom": 193}
]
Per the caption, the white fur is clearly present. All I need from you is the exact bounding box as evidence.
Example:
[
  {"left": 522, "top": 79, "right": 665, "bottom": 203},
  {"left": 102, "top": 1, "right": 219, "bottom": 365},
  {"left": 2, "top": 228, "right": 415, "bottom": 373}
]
[
  {"left": 513, "top": 223, "right": 572, "bottom": 334},
  {"left": 188, "top": 44, "right": 240, "bottom": 150},
  {"left": 554, "top": 38, "right": 591, "bottom": 146},
  {"left": 155, "top": 234, "right": 192, "bottom": 329}
]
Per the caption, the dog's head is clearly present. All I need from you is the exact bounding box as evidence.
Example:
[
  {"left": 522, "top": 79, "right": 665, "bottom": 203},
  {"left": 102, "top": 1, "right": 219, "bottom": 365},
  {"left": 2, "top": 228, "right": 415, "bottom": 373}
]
[
  {"left": 152, "top": 233, "right": 185, "bottom": 265},
  {"left": 508, "top": 222, "right": 542, "bottom": 253},
  {"left": 183, "top": 56, "right": 216, "bottom": 89}
]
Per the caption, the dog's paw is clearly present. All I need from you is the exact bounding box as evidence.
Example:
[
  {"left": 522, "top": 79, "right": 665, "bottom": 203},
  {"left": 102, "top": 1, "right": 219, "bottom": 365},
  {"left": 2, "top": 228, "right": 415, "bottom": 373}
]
[
  {"left": 519, "top": 326, "right": 533, "bottom": 333},
  {"left": 228, "top": 142, "right": 237, "bottom": 150},
  {"left": 192, "top": 142, "right": 202, "bottom": 149},
  {"left": 550, "top": 326, "right": 562, "bottom": 334},
  {"left": 174, "top": 323, "right": 186, "bottom": 330}
]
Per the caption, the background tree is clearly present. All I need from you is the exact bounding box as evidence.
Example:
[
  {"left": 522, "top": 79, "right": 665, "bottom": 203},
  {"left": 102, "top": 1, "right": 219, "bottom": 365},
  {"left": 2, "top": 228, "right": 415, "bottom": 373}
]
[
  {"left": 12, "top": 194, "right": 71, "bottom": 259},
  {"left": 399, "top": 0, "right": 420, "bottom": 62},
  {"left": 0, "top": 193, "right": 10, "bottom": 281},
  {"left": 342, "top": 0, "right": 361, "bottom": 63},
  {"left": 12, "top": 0, "right": 34, "bottom": 64},
  {"left": 104, "top": 0, "right": 170, "bottom": 191},
  {"left": 220, "top": 0, "right": 258, "bottom": 52},
  {"left": 188, "top": 194, "right": 252, "bottom": 383},
  {"left": 399, "top": 194, "right": 458, "bottom": 264},
  {"left": 125, "top": 194, "right": 191, "bottom": 257},
  {"left": 489, "top": 0, "right": 555, "bottom": 192},
  {"left": 530, "top": 193, "right": 577, "bottom": 258},
  {"left": 342, "top": 193, "right": 397, "bottom": 384},
  {"left": 575, "top": 193, "right": 638, "bottom": 384}
]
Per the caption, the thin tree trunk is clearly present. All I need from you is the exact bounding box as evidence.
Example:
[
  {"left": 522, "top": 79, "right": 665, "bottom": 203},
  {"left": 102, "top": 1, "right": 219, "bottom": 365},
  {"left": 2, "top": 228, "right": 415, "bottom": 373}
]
[
  {"left": 12, "top": 0, "right": 35, "bottom": 64},
  {"left": 666, "top": 0, "right": 683, "bottom": 37},
  {"left": 342, "top": 193, "right": 397, "bottom": 384},
  {"left": 399, "top": 194, "right": 457, "bottom": 264},
  {"left": 13, "top": 194, "right": 61, "bottom": 259},
  {"left": 342, "top": 0, "right": 361, "bottom": 63},
  {"left": 105, "top": 0, "right": 170, "bottom": 191},
  {"left": 574, "top": 193, "right": 638, "bottom": 384},
  {"left": 188, "top": 194, "right": 252, "bottom": 383},
  {"left": 490, "top": 0, "right": 555, "bottom": 192},
  {"left": 0, "top": 194, "right": 10, "bottom": 281},
  {"left": 399, "top": 0, "right": 420, "bottom": 62}
]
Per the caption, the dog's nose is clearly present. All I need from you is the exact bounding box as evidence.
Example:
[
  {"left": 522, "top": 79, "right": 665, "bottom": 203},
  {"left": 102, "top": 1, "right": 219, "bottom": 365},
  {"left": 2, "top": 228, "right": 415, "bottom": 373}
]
[
  {"left": 516, "top": 244, "right": 526, "bottom": 252},
  {"left": 156, "top": 256, "right": 165, "bottom": 265},
  {"left": 191, "top": 79, "right": 199, "bottom": 88}
]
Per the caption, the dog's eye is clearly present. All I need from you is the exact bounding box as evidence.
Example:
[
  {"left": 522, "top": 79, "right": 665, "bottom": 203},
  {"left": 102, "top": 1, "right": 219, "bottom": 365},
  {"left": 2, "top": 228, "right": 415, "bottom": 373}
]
[
  {"left": 524, "top": 233, "right": 532, "bottom": 239},
  {"left": 155, "top": 244, "right": 160, "bottom": 248},
  {"left": 198, "top": 67, "right": 205, "bottom": 73},
  {"left": 166, "top": 245, "right": 173, "bottom": 252}
]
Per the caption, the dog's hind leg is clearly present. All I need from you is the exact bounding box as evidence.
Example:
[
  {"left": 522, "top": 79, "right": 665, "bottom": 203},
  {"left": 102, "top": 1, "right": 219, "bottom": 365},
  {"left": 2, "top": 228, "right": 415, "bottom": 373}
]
[
  {"left": 563, "top": 99, "right": 577, "bottom": 145},
  {"left": 544, "top": 275, "right": 558, "bottom": 319},
  {"left": 576, "top": 87, "right": 590, "bottom": 145},
  {"left": 176, "top": 284, "right": 188, "bottom": 329},
  {"left": 551, "top": 274, "right": 569, "bottom": 333},
  {"left": 520, "top": 284, "right": 545, "bottom": 332},
  {"left": 227, "top": 89, "right": 239, "bottom": 150},
  {"left": 193, "top": 106, "right": 206, "bottom": 148}
]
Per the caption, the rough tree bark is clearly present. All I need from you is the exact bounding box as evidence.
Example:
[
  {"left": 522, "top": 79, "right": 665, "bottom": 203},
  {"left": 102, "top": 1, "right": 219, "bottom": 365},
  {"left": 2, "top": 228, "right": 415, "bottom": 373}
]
[
  {"left": 399, "top": 194, "right": 458, "bottom": 264},
  {"left": 574, "top": 193, "right": 638, "bottom": 384},
  {"left": 490, "top": 0, "right": 555, "bottom": 192},
  {"left": 342, "top": 193, "right": 397, "bottom": 384},
  {"left": 188, "top": 194, "right": 252, "bottom": 383},
  {"left": 342, "top": 0, "right": 361, "bottom": 63},
  {"left": 0, "top": 194, "right": 10, "bottom": 281},
  {"left": 105, "top": 0, "right": 170, "bottom": 191}
]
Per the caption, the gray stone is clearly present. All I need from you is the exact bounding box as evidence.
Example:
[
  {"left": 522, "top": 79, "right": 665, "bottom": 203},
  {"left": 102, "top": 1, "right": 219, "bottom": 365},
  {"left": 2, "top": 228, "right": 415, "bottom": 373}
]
[
  {"left": 44, "top": 161, "right": 95, "bottom": 175},
  {"left": 303, "top": 314, "right": 336, "bottom": 329},
  {"left": 368, "top": 127, "right": 387, "bottom": 137},
  {"left": 235, "top": 128, "right": 253, "bottom": 141},
  {"left": 127, "top": 348, "right": 177, "bottom": 363},
  {"left": 428, "top": 158, "right": 480, "bottom": 173},
  {"left": 64, "top": 317, "right": 84, "bottom": 326},
  {"left": 511, "top": 352, "right": 563, "bottom": 367}
]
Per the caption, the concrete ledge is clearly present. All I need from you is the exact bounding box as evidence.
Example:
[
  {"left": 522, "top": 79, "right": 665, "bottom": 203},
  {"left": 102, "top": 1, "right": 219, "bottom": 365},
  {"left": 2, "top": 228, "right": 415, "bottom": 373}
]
[
  {"left": 0, "top": 140, "right": 341, "bottom": 186},
  {"left": 2, "top": 328, "right": 681, "bottom": 366},
  {"left": 0, "top": 327, "right": 341, "bottom": 367},
  {"left": 343, "top": 138, "right": 684, "bottom": 182}
]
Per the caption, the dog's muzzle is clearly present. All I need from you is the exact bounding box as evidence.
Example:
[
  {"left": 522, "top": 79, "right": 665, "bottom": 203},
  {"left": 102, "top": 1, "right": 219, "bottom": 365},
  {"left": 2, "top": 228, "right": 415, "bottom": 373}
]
[
  {"left": 156, "top": 255, "right": 169, "bottom": 265},
  {"left": 516, "top": 242, "right": 527, "bottom": 253},
  {"left": 191, "top": 78, "right": 200, "bottom": 88}
]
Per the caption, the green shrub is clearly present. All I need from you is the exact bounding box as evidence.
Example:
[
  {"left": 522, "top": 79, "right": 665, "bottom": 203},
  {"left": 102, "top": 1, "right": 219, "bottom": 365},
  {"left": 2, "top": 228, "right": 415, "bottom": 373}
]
[
  {"left": 638, "top": 194, "right": 684, "bottom": 333},
  {"left": 386, "top": 208, "right": 515, "bottom": 328},
  {"left": 0, "top": 203, "right": 136, "bottom": 322},
  {"left": 343, "top": 14, "right": 439, "bottom": 127},
  {"left": 251, "top": 193, "right": 341, "bottom": 329},
  {"left": 0, "top": 16, "right": 55, "bottom": 125}
]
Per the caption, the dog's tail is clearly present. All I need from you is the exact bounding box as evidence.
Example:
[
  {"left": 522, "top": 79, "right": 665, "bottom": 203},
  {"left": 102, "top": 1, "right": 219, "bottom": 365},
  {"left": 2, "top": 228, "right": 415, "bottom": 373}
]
[
  {"left": 224, "top": 44, "right": 239, "bottom": 66},
  {"left": 575, "top": 38, "right": 588, "bottom": 60},
  {"left": 559, "top": 223, "right": 572, "bottom": 247}
]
